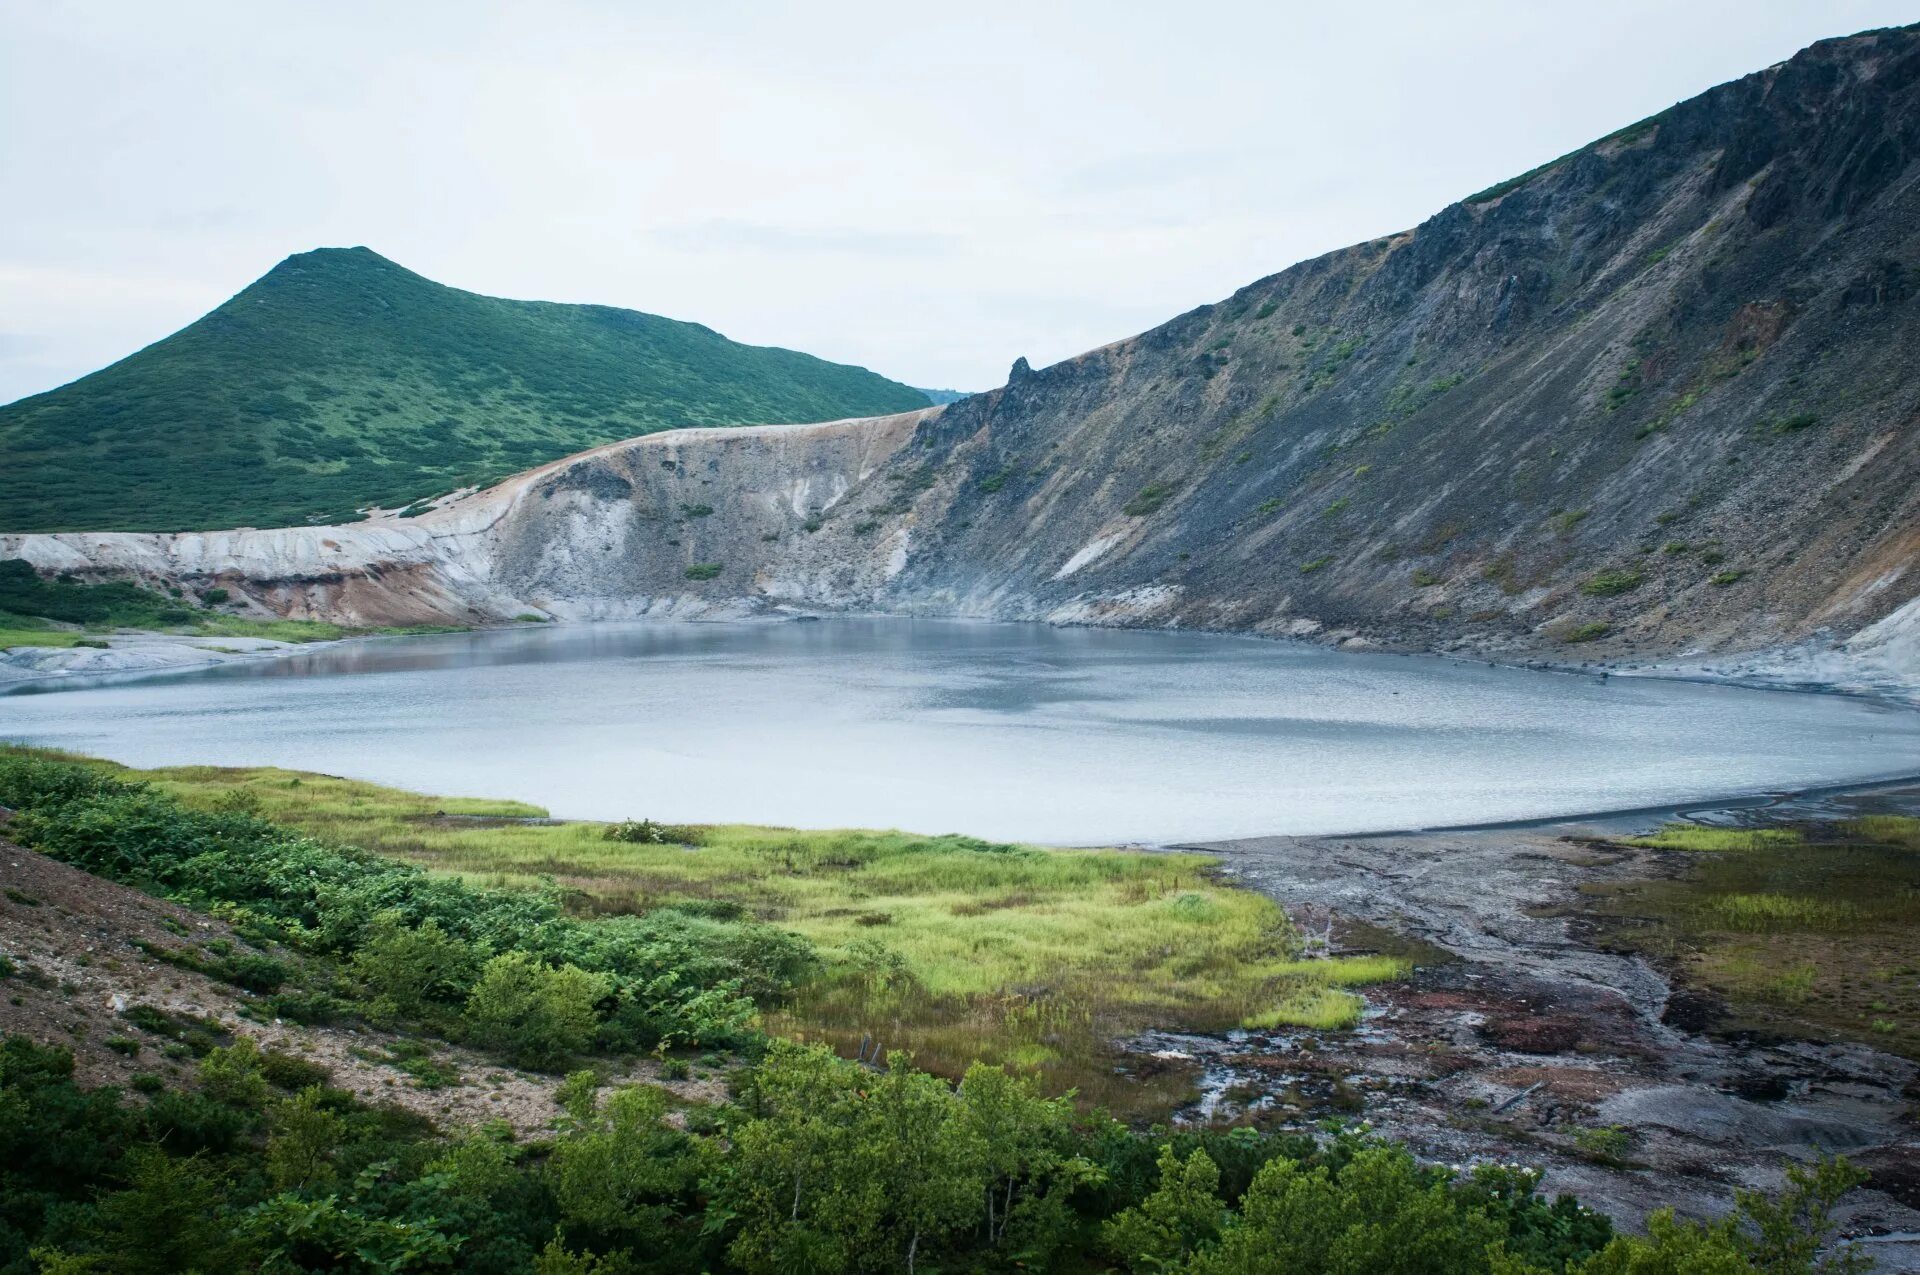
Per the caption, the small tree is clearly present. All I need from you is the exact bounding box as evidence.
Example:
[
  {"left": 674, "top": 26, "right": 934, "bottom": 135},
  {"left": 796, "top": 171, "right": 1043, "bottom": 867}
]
[
  {"left": 196, "top": 1036, "right": 270, "bottom": 1109},
  {"left": 267, "top": 1085, "right": 346, "bottom": 1190},
  {"left": 1104, "top": 1145, "right": 1226, "bottom": 1272},
  {"left": 464, "top": 952, "right": 608, "bottom": 1070}
]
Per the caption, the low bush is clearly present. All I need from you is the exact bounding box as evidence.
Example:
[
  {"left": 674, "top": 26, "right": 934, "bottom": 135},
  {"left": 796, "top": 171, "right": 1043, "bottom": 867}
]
[{"left": 1580, "top": 569, "right": 1644, "bottom": 597}]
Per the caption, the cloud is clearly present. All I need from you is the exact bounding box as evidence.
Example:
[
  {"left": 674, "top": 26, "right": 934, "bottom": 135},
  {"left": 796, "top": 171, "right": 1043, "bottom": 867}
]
[
  {"left": 2, "top": 0, "right": 1912, "bottom": 398},
  {"left": 650, "top": 220, "right": 958, "bottom": 258}
]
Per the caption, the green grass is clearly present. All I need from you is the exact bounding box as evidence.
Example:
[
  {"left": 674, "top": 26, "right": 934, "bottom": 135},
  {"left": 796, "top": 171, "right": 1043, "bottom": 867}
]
[
  {"left": 0, "top": 618, "right": 92, "bottom": 651},
  {"left": 1701, "top": 893, "right": 1859, "bottom": 932},
  {"left": 1587, "top": 816, "right": 1920, "bottom": 1060},
  {"left": 1552, "top": 509, "right": 1590, "bottom": 533},
  {"left": 1622, "top": 823, "right": 1803, "bottom": 852},
  {"left": 0, "top": 247, "right": 929, "bottom": 532},
  {"left": 1847, "top": 815, "right": 1920, "bottom": 850},
  {"left": 108, "top": 760, "right": 1400, "bottom": 1111},
  {"left": 1560, "top": 621, "right": 1610, "bottom": 643},
  {"left": 1123, "top": 482, "right": 1175, "bottom": 516},
  {"left": 1580, "top": 568, "right": 1645, "bottom": 597}
]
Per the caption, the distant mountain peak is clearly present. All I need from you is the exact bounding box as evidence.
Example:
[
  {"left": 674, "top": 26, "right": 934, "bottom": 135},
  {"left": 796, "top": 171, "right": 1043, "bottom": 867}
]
[{"left": 0, "top": 251, "right": 929, "bottom": 532}]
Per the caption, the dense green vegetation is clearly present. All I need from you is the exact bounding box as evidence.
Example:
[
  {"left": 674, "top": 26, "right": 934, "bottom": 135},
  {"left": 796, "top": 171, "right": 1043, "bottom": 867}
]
[
  {"left": 0, "top": 752, "right": 782, "bottom": 1059},
  {"left": 0, "top": 1033, "right": 1869, "bottom": 1274},
  {"left": 0, "top": 560, "right": 440, "bottom": 649},
  {"left": 0, "top": 752, "right": 1880, "bottom": 1271},
  {"left": 97, "top": 757, "right": 1390, "bottom": 1113},
  {"left": 0, "top": 247, "right": 931, "bottom": 532}
]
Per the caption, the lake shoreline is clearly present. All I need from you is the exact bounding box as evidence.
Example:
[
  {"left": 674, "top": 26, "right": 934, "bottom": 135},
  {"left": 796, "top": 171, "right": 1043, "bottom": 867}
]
[
  {"left": 5, "top": 613, "right": 1918, "bottom": 847},
  {"left": 8, "top": 604, "right": 1915, "bottom": 710},
  {"left": 1175, "top": 787, "right": 1920, "bottom": 1251}
]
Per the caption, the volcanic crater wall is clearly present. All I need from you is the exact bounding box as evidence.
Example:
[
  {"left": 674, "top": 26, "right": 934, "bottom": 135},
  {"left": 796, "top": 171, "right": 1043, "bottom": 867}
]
[{"left": 6, "top": 26, "right": 1920, "bottom": 686}]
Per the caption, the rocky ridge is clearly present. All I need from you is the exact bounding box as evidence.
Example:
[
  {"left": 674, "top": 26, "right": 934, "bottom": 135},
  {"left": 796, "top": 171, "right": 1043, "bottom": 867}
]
[{"left": 6, "top": 26, "right": 1920, "bottom": 692}]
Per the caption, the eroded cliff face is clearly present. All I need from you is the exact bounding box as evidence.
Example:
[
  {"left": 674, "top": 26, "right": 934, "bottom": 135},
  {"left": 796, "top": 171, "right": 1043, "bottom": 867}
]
[{"left": 7, "top": 27, "right": 1920, "bottom": 684}]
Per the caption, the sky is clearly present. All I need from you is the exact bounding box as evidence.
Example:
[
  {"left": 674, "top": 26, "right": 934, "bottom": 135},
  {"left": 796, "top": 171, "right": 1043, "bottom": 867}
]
[{"left": 2, "top": 1, "right": 1915, "bottom": 404}]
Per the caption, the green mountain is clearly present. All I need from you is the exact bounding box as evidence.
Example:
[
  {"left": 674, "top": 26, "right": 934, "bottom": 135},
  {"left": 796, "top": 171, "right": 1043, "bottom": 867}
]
[{"left": 0, "top": 247, "right": 931, "bottom": 532}]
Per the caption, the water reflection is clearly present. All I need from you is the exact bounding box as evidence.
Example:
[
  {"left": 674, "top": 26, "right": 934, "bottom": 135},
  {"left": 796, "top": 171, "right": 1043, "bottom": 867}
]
[{"left": 4, "top": 618, "right": 1916, "bottom": 843}]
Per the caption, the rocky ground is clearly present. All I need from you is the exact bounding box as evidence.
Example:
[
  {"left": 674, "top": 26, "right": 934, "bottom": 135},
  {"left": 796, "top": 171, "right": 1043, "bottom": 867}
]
[{"left": 1156, "top": 791, "right": 1920, "bottom": 1266}]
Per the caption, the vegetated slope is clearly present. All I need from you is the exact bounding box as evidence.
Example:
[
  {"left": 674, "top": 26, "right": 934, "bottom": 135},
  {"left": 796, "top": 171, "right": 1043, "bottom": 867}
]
[
  {"left": 0, "top": 246, "right": 929, "bottom": 532},
  {"left": 6, "top": 26, "right": 1919, "bottom": 680}
]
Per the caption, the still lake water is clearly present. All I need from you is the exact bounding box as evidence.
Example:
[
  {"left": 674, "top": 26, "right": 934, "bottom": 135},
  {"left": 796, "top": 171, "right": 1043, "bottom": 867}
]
[{"left": 4, "top": 619, "right": 1917, "bottom": 843}]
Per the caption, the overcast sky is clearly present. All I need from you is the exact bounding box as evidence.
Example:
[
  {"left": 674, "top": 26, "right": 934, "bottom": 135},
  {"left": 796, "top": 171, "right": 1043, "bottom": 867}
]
[{"left": 2, "top": 1, "right": 1914, "bottom": 403}]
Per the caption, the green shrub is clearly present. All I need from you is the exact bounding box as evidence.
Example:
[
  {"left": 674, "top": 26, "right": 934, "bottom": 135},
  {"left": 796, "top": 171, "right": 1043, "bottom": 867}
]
[
  {"left": 1711, "top": 570, "right": 1745, "bottom": 586},
  {"left": 1124, "top": 483, "right": 1175, "bottom": 516},
  {"left": 259, "top": 1049, "right": 331, "bottom": 1091},
  {"left": 1562, "top": 621, "right": 1610, "bottom": 643},
  {"left": 684, "top": 563, "right": 722, "bottom": 581},
  {"left": 196, "top": 1037, "right": 271, "bottom": 1108},
  {"left": 464, "top": 952, "right": 609, "bottom": 1070},
  {"left": 351, "top": 915, "right": 479, "bottom": 1019},
  {"left": 604, "top": 818, "right": 698, "bottom": 845},
  {"left": 0, "top": 752, "right": 766, "bottom": 1061},
  {"left": 1299, "top": 556, "right": 1332, "bottom": 574}
]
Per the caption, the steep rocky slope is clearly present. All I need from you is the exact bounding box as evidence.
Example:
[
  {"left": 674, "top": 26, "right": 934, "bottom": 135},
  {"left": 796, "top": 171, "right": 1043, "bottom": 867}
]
[{"left": 7, "top": 25, "right": 1919, "bottom": 686}]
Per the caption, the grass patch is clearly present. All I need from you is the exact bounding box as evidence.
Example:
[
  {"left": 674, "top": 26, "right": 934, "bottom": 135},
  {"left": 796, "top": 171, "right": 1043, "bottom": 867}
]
[
  {"left": 1587, "top": 813, "right": 1920, "bottom": 1059},
  {"left": 1621, "top": 823, "right": 1802, "bottom": 853},
  {"left": 1700, "top": 893, "right": 1859, "bottom": 933},
  {"left": 1847, "top": 815, "right": 1920, "bottom": 850},
  {"left": 1580, "top": 569, "right": 1644, "bottom": 597},
  {"left": 683, "top": 563, "right": 723, "bottom": 581},
  {"left": 1299, "top": 556, "right": 1332, "bottom": 575},
  {"left": 1560, "top": 621, "right": 1609, "bottom": 644},
  {"left": 98, "top": 757, "right": 1400, "bottom": 1112},
  {"left": 1123, "top": 483, "right": 1175, "bottom": 517}
]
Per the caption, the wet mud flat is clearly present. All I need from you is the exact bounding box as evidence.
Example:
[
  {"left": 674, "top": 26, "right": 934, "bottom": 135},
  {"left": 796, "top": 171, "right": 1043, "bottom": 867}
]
[{"left": 1146, "top": 787, "right": 1920, "bottom": 1266}]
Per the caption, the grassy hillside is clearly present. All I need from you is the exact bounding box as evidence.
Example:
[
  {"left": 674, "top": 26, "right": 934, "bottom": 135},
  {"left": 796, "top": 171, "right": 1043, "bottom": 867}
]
[{"left": 0, "top": 247, "right": 930, "bottom": 532}]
